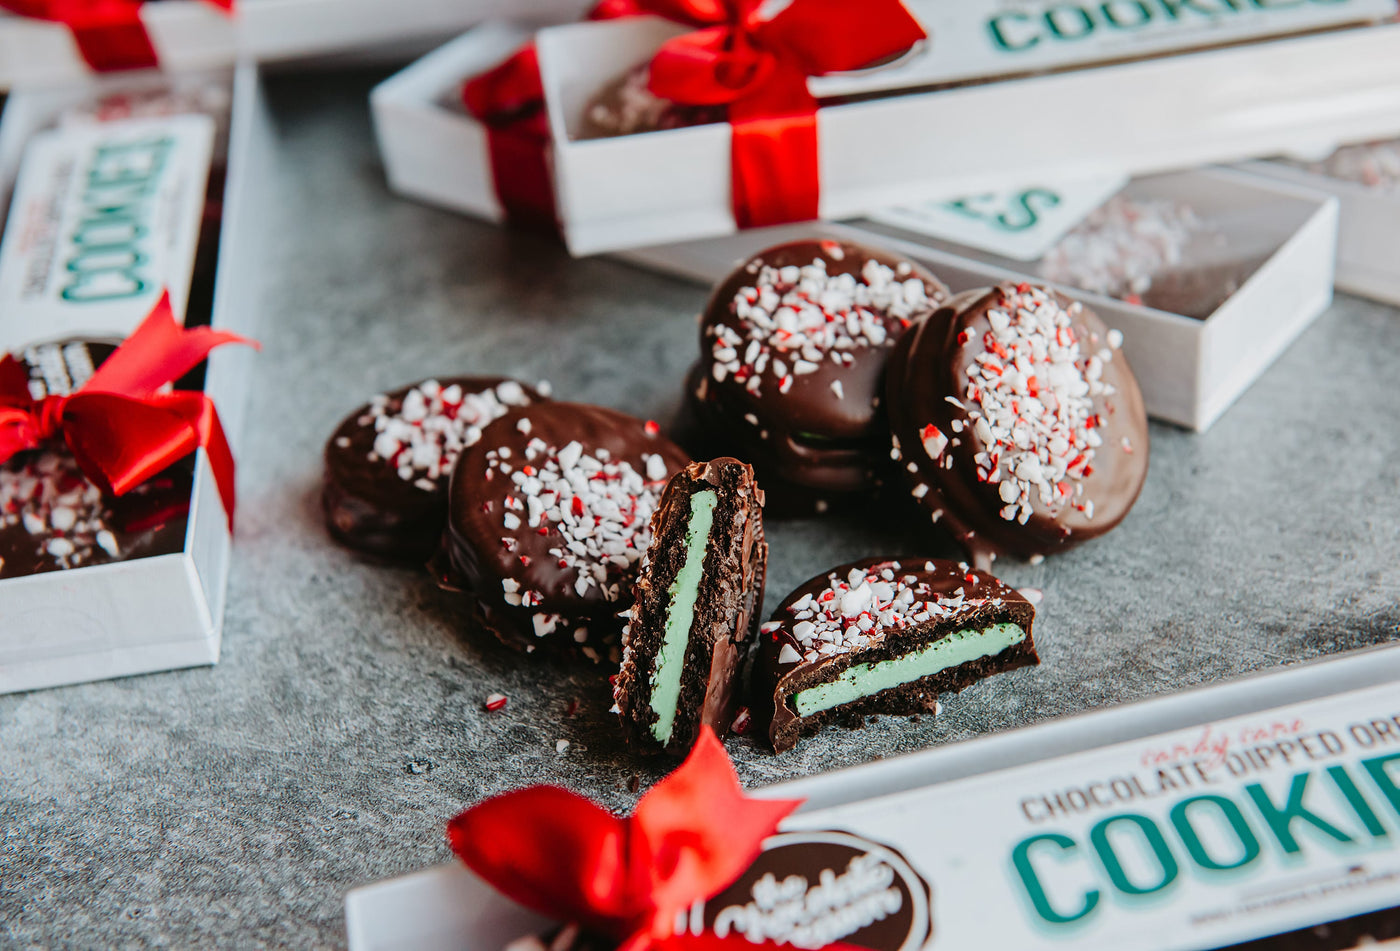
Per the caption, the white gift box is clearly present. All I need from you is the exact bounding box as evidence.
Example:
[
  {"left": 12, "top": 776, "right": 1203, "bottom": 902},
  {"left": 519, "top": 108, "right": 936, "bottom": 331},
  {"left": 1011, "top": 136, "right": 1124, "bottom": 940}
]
[
  {"left": 618, "top": 168, "right": 1339, "bottom": 432},
  {"left": 533, "top": 16, "right": 1400, "bottom": 256},
  {"left": 0, "top": 65, "right": 271, "bottom": 695},
  {"left": 0, "top": 0, "right": 591, "bottom": 90},
  {"left": 1239, "top": 147, "right": 1400, "bottom": 307},
  {"left": 344, "top": 640, "right": 1400, "bottom": 951},
  {"left": 371, "top": 22, "right": 535, "bottom": 227}
]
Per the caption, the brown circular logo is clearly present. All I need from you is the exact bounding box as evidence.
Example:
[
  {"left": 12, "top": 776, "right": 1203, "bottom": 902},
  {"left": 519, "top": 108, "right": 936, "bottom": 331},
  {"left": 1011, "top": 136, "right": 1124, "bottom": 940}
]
[{"left": 691, "top": 831, "right": 933, "bottom": 951}]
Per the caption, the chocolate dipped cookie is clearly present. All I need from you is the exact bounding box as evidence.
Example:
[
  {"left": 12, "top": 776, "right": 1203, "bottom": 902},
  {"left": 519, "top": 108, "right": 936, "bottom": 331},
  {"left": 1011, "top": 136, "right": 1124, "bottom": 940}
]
[
  {"left": 435, "top": 402, "right": 690, "bottom": 659},
  {"left": 887, "top": 282, "right": 1149, "bottom": 565},
  {"left": 686, "top": 239, "right": 949, "bottom": 514},
  {"left": 757, "top": 558, "right": 1038, "bottom": 753},
  {"left": 323, "top": 377, "right": 540, "bottom": 561},
  {"left": 613, "top": 458, "right": 767, "bottom": 756},
  {"left": 1, "top": 339, "right": 192, "bottom": 579}
]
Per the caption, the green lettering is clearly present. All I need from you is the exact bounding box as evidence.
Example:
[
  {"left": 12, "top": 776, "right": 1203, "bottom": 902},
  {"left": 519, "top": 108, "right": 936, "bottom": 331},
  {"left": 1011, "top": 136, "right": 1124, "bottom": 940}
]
[
  {"left": 1362, "top": 752, "right": 1400, "bottom": 820},
  {"left": 988, "top": 11, "right": 1040, "bottom": 51},
  {"left": 1090, "top": 814, "right": 1178, "bottom": 895},
  {"left": 998, "top": 188, "right": 1060, "bottom": 232},
  {"left": 1245, "top": 772, "right": 1354, "bottom": 854},
  {"left": 1102, "top": 0, "right": 1155, "bottom": 27},
  {"left": 1156, "top": 0, "right": 1231, "bottom": 17},
  {"left": 1046, "top": 5, "right": 1097, "bottom": 39},
  {"left": 1011, "top": 833, "right": 1100, "bottom": 924},
  {"left": 1328, "top": 765, "right": 1388, "bottom": 839},
  {"left": 1169, "top": 795, "right": 1261, "bottom": 871}
]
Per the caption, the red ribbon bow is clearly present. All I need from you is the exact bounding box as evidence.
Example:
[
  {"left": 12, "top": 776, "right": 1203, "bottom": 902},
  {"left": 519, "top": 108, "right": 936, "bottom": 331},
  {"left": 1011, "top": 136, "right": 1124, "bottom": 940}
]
[
  {"left": 0, "top": 0, "right": 234, "bottom": 72},
  {"left": 449, "top": 727, "right": 805, "bottom": 951},
  {"left": 0, "top": 291, "right": 256, "bottom": 529},
  {"left": 638, "top": 0, "right": 926, "bottom": 229}
]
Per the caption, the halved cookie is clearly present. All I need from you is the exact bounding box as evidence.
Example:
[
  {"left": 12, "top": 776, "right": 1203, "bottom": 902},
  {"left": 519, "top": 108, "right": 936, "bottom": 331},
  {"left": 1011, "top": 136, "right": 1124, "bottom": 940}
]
[
  {"left": 613, "top": 458, "right": 767, "bottom": 755},
  {"left": 756, "top": 557, "right": 1038, "bottom": 753}
]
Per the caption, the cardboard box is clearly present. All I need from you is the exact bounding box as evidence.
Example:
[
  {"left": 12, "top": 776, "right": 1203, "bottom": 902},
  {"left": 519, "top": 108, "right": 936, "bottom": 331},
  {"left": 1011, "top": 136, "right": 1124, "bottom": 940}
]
[
  {"left": 533, "top": 16, "right": 1400, "bottom": 255},
  {"left": 371, "top": 22, "right": 534, "bottom": 226},
  {"left": 0, "top": 65, "right": 271, "bottom": 694},
  {"left": 1240, "top": 146, "right": 1400, "bottom": 307},
  {"left": 0, "top": 0, "right": 591, "bottom": 89},
  {"left": 617, "top": 168, "right": 1338, "bottom": 432},
  {"left": 344, "top": 640, "right": 1400, "bottom": 951}
]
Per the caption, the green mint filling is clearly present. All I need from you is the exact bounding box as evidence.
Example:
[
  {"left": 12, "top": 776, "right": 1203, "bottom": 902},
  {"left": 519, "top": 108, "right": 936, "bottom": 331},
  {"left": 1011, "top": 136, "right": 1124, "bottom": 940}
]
[
  {"left": 648, "top": 489, "right": 718, "bottom": 744},
  {"left": 792, "top": 622, "right": 1026, "bottom": 718}
]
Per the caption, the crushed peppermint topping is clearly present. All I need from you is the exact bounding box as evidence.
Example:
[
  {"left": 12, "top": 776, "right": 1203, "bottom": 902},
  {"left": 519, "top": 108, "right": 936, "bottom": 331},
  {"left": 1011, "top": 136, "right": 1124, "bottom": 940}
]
[
  {"left": 949, "top": 284, "right": 1120, "bottom": 525},
  {"left": 1293, "top": 138, "right": 1400, "bottom": 192},
  {"left": 361, "top": 380, "right": 532, "bottom": 488},
  {"left": 1039, "top": 195, "right": 1220, "bottom": 305},
  {"left": 710, "top": 255, "right": 941, "bottom": 398},
  {"left": 2, "top": 450, "right": 128, "bottom": 572},
  {"left": 490, "top": 434, "right": 671, "bottom": 610},
  {"left": 762, "top": 560, "right": 1006, "bottom": 664}
]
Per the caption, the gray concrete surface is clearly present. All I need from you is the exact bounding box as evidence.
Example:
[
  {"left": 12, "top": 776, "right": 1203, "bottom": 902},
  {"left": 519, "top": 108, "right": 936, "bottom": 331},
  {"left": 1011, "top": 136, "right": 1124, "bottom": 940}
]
[{"left": 1, "top": 68, "right": 1398, "bottom": 948}]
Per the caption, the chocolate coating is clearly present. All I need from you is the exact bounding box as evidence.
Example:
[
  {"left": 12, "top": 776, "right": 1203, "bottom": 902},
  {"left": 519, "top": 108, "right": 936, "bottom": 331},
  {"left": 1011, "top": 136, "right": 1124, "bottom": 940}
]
[
  {"left": 435, "top": 402, "right": 690, "bottom": 658},
  {"left": 0, "top": 339, "right": 192, "bottom": 580},
  {"left": 690, "top": 240, "right": 949, "bottom": 506},
  {"left": 614, "top": 458, "right": 767, "bottom": 756},
  {"left": 886, "top": 283, "right": 1149, "bottom": 563},
  {"left": 756, "top": 557, "right": 1038, "bottom": 753},
  {"left": 322, "top": 377, "right": 540, "bottom": 561}
]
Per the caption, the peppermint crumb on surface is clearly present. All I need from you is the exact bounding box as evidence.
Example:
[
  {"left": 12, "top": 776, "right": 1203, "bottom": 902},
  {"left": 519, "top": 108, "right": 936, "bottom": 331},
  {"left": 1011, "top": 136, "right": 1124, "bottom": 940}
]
[
  {"left": 731, "top": 707, "right": 752, "bottom": 735},
  {"left": 490, "top": 433, "right": 670, "bottom": 617},
  {"left": 761, "top": 560, "right": 1008, "bottom": 664},
  {"left": 1018, "top": 587, "right": 1044, "bottom": 605},
  {"left": 930, "top": 284, "right": 1122, "bottom": 526},
  {"left": 555, "top": 739, "right": 570, "bottom": 754},
  {"left": 484, "top": 692, "right": 508, "bottom": 712},
  {"left": 360, "top": 379, "right": 531, "bottom": 488},
  {"left": 709, "top": 254, "right": 941, "bottom": 398}
]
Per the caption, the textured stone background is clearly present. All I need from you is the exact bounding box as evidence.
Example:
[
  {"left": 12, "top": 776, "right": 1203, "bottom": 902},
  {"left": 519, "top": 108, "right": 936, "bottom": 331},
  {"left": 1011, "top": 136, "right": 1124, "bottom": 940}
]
[{"left": 1, "top": 69, "right": 1398, "bottom": 949}]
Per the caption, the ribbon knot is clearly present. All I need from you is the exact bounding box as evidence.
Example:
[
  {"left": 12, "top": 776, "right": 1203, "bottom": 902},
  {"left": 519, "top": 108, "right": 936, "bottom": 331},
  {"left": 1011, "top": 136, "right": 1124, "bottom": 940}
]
[
  {"left": 33, "top": 394, "right": 69, "bottom": 444},
  {"left": 0, "top": 291, "right": 257, "bottom": 529},
  {"left": 638, "top": 0, "right": 926, "bottom": 228}
]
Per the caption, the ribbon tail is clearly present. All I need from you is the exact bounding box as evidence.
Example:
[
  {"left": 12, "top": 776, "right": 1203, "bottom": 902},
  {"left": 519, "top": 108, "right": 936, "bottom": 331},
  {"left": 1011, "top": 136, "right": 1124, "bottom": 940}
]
[
  {"left": 727, "top": 73, "right": 819, "bottom": 229},
  {"left": 485, "top": 118, "right": 558, "bottom": 232},
  {"left": 191, "top": 394, "right": 237, "bottom": 530},
  {"left": 86, "top": 290, "right": 258, "bottom": 397}
]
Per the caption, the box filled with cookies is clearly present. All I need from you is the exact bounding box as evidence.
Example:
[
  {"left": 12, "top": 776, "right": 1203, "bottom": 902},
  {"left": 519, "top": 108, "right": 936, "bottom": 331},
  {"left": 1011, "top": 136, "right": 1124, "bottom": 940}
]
[
  {"left": 346, "top": 645, "right": 1400, "bottom": 951},
  {"left": 0, "top": 66, "right": 269, "bottom": 694},
  {"left": 533, "top": 2, "right": 1400, "bottom": 255},
  {"left": 1241, "top": 139, "right": 1400, "bottom": 307}
]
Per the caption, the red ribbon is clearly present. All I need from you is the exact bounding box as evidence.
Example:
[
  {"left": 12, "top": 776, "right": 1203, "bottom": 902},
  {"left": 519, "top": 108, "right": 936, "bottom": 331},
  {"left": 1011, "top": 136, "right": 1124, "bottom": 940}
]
[
  {"left": 461, "top": 44, "right": 559, "bottom": 231},
  {"left": 449, "top": 727, "right": 805, "bottom": 950},
  {"left": 0, "top": 291, "right": 256, "bottom": 529},
  {"left": 0, "top": 0, "right": 234, "bottom": 72},
  {"left": 638, "top": 0, "right": 926, "bottom": 229},
  {"left": 460, "top": 2, "right": 647, "bottom": 230}
]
